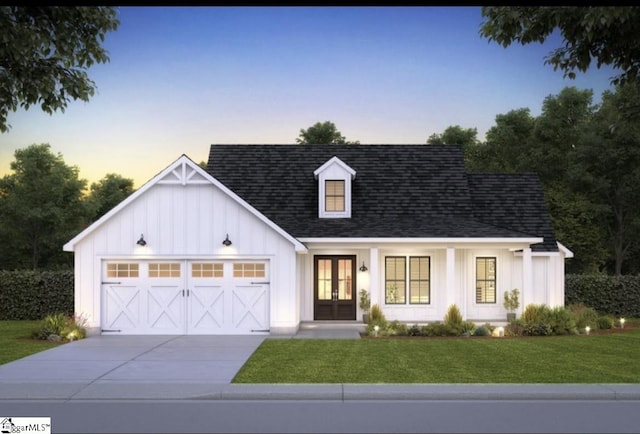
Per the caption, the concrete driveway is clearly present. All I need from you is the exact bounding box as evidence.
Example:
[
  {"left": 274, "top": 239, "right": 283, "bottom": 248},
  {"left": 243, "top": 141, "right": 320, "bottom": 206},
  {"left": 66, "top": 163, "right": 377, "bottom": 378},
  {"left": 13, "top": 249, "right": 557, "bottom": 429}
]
[{"left": 0, "top": 335, "right": 265, "bottom": 400}]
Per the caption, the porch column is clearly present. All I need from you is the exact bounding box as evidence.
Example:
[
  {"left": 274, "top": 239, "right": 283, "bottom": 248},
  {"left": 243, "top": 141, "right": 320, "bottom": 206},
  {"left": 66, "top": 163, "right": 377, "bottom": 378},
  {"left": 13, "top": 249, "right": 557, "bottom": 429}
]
[
  {"left": 369, "top": 247, "right": 380, "bottom": 307},
  {"left": 446, "top": 246, "right": 456, "bottom": 313},
  {"left": 522, "top": 247, "right": 532, "bottom": 310}
]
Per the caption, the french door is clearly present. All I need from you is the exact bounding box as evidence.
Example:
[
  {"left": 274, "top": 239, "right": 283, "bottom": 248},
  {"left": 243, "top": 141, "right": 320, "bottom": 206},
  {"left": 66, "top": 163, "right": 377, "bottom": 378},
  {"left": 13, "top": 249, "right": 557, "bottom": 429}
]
[{"left": 313, "top": 255, "right": 356, "bottom": 320}]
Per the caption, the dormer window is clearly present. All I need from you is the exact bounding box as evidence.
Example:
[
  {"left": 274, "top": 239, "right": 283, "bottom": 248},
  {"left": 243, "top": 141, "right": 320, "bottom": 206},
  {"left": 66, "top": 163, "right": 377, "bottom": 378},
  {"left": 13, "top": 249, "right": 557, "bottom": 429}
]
[
  {"left": 314, "top": 157, "right": 356, "bottom": 219},
  {"left": 325, "top": 180, "right": 345, "bottom": 212}
]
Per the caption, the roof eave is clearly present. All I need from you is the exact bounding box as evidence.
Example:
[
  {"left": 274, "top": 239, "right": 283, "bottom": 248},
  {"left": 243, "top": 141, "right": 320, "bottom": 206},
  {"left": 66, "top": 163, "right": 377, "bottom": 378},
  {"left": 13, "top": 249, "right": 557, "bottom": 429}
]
[
  {"left": 64, "top": 155, "right": 308, "bottom": 253},
  {"left": 298, "top": 237, "right": 543, "bottom": 248}
]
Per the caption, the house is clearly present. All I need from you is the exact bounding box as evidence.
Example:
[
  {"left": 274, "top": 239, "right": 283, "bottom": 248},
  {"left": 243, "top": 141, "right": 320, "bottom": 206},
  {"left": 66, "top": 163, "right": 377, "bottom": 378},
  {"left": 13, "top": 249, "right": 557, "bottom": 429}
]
[{"left": 63, "top": 144, "right": 573, "bottom": 335}]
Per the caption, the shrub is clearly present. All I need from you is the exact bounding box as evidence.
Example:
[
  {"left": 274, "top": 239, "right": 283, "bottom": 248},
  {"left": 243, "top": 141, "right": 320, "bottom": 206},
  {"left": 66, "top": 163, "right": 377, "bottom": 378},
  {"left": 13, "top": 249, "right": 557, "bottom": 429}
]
[
  {"left": 408, "top": 324, "right": 422, "bottom": 336},
  {"left": 548, "top": 307, "right": 577, "bottom": 335},
  {"left": 505, "top": 321, "right": 525, "bottom": 337},
  {"left": 521, "top": 304, "right": 550, "bottom": 323},
  {"left": 444, "top": 304, "right": 462, "bottom": 329},
  {"left": 370, "top": 304, "right": 385, "bottom": 322},
  {"left": 566, "top": 274, "right": 640, "bottom": 317},
  {"left": 0, "top": 270, "right": 74, "bottom": 320},
  {"left": 421, "top": 322, "right": 458, "bottom": 337},
  {"left": 503, "top": 288, "right": 520, "bottom": 312},
  {"left": 568, "top": 303, "right": 600, "bottom": 330},
  {"left": 473, "top": 325, "right": 490, "bottom": 336},
  {"left": 32, "top": 312, "right": 67, "bottom": 340},
  {"left": 366, "top": 317, "right": 388, "bottom": 336},
  {"left": 482, "top": 322, "right": 495, "bottom": 333},
  {"left": 387, "top": 320, "right": 408, "bottom": 336},
  {"left": 597, "top": 315, "right": 614, "bottom": 330},
  {"left": 366, "top": 305, "right": 388, "bottom": 336},
  {"left": 32, "top": 312, "right": 87, "bottom": 341},
  {"left": 522, "top": 322, "right": 553, "bottom": 336},
  {"left": 358, "top": 289, "right": 371, "bottom": 312},
  {"left": 460, "top": 320, "right": 476, "bottom": 335}
]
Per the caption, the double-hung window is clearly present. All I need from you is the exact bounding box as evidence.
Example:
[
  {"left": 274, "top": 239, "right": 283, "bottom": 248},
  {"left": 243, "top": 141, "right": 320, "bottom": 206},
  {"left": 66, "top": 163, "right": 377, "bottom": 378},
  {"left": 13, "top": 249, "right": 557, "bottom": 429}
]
[
  {"left": 325, "top": 180, "right": 345, "bottom": 212},
  {"left": 476, "top": 257, "right": 496, "bottom": 303},
  {"left": 385, "top": 256, "right": 430, "bottom": 304}
]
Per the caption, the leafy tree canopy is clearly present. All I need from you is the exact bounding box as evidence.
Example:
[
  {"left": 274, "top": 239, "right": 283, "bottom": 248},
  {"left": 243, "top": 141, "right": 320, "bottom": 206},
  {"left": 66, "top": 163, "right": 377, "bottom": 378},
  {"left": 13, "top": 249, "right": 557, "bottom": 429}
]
[
  {"left": 0, "top": 143, "right": 88, "bottom": 269},
  {"left": 480, "top": 7, "right": 640, "bottom": 85},
  {"left": 427, "top": 125, "right": 478, "bottom": 147},
  {"left": 296, "top": 121, "right": 360, "bottom": 145},
  {"left": 0, "top": 6, "right": 120, "bottom": 132},
  {"left": 86, "top": 173, "right": 134, "bottom": 222}
]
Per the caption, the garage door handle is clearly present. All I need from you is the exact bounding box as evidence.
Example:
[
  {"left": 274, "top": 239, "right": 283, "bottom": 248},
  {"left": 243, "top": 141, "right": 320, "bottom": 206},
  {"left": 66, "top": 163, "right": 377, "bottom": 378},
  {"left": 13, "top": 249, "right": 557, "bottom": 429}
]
[
  {"left": 102, "top": 281, "right": 121, "bottom": 284},
  {"left": 251, "top": 281, "right": 270, "bottom": 284}
]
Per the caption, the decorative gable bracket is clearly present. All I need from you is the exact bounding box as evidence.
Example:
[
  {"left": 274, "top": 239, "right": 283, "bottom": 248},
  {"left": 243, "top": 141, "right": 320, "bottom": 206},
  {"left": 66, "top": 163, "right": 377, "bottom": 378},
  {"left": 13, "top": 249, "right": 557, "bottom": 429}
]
[
  {"left": 313, "top": 156, "right": 356, "bottom": 219},
  {"left": 157, "top": 158, "right": 210, "bottom": 186}
]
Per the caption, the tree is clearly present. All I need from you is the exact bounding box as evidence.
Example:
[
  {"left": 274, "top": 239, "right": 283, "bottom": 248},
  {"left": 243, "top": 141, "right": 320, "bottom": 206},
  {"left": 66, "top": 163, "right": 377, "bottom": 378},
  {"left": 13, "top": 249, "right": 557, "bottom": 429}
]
[
  {"left": 427, "top": 125, "right": 479, "bottom": 167},
  {"left": 573, "top": 82, "right": 640, "bottom": 275},
  {"left": 0, "top": 144, "right": 88, "bottom": 269},
  {"left": 296, "top": 121, "right": 359, "bottom": 145},
  {"left": 427, "top": 125, "right": 479, "bottom": 147},
  {"left": 531, "top": 87, "right": 595, "bottom": 182},
  {"left": 86, "top": 173, "right": 134, "bottom": 222},
  {"left": 466, "top": 108, "right": 536, "bottom": 173},
  {"left": 480, "top": 7, "right": 640, "bottom": 85},
  {"left": 0, "top": 6, "right": 120, "bottom": 132},
  {"left": 463, "top": 88, "right": 608, "bottom": 274},
  {"left": 530, "top": 87, "right": 607, "bottom": 274}
]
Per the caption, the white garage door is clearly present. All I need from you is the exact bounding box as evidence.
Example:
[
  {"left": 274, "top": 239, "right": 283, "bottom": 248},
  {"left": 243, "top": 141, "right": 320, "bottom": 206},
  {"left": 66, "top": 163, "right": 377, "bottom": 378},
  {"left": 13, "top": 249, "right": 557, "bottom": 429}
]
[{"left": 101, "top": 260, "right": 269, "bottom": 335}]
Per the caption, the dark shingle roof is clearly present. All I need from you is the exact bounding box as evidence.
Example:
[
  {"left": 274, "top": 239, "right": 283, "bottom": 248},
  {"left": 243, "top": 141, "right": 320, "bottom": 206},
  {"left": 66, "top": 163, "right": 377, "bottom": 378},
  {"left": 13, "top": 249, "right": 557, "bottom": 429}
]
[
  {"left": 206, "top": 144, "right": 558, "bottom": 251},
  {"left": 467, "top": 173, "right": 558, "bottom": 252}
]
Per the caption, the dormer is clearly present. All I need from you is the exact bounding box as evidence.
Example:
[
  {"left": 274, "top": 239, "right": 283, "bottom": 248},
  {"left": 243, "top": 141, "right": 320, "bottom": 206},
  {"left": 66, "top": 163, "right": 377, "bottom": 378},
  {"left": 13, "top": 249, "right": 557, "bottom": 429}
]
[{"left": 313, "top": 156, "right": 356, "bottom": 219}]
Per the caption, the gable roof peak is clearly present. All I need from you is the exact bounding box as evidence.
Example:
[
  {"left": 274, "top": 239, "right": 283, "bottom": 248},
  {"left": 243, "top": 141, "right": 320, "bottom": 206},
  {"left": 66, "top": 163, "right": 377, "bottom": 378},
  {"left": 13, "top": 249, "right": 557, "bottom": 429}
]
[{"left": 313, "top": 155, "right": 357, "bottom": 180}]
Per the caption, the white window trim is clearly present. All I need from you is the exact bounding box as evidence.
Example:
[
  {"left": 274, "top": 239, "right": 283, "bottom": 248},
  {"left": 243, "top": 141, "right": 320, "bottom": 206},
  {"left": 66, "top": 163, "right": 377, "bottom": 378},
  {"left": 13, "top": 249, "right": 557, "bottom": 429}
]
[
  {"left": 314, "top": 156, "right": 356, "bottom": 219},
  {"left": 474, "top": 255, "right": 498, "bottom": 305},
  {"left": 383, "top": 255, "right": 432, "bottom": 305}
]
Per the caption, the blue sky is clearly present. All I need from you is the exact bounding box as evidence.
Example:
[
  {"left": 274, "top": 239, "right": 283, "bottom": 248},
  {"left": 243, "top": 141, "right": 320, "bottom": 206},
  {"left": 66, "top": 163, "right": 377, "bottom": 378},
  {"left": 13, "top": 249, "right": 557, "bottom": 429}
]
[{"left": 0, "top": 6, "right": 618, "bottom": 187}]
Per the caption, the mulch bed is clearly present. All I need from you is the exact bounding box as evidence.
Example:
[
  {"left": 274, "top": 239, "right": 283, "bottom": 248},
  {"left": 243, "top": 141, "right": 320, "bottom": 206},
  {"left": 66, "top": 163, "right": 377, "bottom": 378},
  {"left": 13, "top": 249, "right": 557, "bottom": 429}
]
[{"left": 360, "top": 324, "right": 639, "bottom": 339}]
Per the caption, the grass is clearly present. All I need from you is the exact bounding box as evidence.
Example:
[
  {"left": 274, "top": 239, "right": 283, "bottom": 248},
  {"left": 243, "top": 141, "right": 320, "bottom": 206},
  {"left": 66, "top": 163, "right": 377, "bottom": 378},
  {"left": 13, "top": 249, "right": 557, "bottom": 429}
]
[
  {"left": 233, "top": 329, "right": 640, "bottom": 383},
  {"left": 0, "top": 321, "right": 64, "bottom": 365}
]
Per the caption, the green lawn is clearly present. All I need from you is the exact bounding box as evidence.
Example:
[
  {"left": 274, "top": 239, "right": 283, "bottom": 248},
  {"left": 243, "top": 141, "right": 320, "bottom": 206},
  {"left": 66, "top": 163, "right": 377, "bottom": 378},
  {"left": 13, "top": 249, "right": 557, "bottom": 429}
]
[
  {"left": 233, "top": 330, "right": 640, "bottom": 383},
  {"left": 0, "top": 321, "right": 63, "bottom": 365}
]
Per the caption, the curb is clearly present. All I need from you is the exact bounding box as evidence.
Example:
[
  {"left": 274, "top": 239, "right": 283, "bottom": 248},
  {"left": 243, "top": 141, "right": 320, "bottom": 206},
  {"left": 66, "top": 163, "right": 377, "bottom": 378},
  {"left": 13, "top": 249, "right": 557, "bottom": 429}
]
[
  {"left": 190, "top": 383, "right": 640, "bottom": 401},
  {"left": 2, "top": 383, "right": 640, "bottom": 401}
]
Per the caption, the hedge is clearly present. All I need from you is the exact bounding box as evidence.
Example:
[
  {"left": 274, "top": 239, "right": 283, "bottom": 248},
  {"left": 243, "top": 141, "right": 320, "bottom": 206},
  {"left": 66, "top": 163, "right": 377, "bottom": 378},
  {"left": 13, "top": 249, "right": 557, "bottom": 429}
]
[
  {"left": 566, "top": 274, "right": 640, "bottom": 317},
  {"left": 0, "top": 270, "right": 74, "bottom": 320}
]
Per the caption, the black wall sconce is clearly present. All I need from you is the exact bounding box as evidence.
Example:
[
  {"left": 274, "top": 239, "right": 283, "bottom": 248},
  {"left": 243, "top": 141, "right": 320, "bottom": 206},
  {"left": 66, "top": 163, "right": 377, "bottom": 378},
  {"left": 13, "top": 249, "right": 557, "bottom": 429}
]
[
  {"left": 359, "top": 261, "right": 368, "bottom": 272},
  {"left": 222, "top": 234, "right": 232, "bottom": 246},
  {"left": 136, "top": 234, "right": 147, "bottom": 246}
]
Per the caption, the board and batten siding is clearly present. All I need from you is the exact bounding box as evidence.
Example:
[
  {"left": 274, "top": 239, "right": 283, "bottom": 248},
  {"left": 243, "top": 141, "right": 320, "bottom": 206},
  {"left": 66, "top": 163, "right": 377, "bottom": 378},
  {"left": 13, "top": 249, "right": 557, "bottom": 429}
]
[
  {"left": 368, "top": 247, "right": 561, "bottom": 324},
  {"left": 72, "top": 182, "right": 299, "bottom": 334}
]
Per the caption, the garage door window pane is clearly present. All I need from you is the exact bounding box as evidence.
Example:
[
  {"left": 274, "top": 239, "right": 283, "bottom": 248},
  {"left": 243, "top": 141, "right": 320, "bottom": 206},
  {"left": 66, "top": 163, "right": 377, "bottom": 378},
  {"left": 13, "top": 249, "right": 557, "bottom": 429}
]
[
  {"left": 149, "top": 263, "right": 181, "bottom": 278},
  {"left": 192, "top": 263, "right": 223, "bottom": 278},
  {"left": 107, "top": 263, "right": 139, "bottom": 278},
  {"left": 233, "top": 263, "right": 266, "bottom": 278}
]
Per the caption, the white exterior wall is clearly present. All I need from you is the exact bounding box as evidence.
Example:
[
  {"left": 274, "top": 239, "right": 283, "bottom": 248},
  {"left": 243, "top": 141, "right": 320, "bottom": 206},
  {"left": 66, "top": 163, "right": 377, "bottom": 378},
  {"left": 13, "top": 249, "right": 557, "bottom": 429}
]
[
  {"left": 378, "top": 248, "right": 446, "bottom": 323},
  {"left": 515, "top": 253, "right": 565, "bottom": 310},
  {"left": 72, "top": 182, "right": 298, "bottom": 334},
  {"left": 299, "top": 243, "right": 566, "bottom": 324},
  {"left": 299, "top": 247, "right": 370, "bottom": 321}
]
